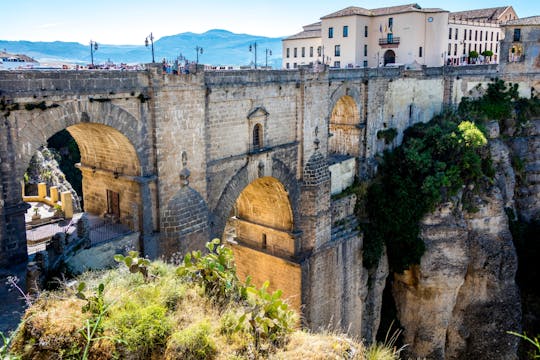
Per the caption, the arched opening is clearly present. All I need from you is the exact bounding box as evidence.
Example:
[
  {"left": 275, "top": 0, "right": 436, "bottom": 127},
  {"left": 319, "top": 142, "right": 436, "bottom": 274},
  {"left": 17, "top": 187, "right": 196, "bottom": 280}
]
[
  {"left": 328, "top": 95, "right": 361, "bottom": 195},
  {"left": 329, "top": 95, "right": 361, "bottom": 157},
  {"left": 253, "top": 123, "right": 263, "bottom": 151},
  {"left": 509, "top": 44, "right": 523, "bottom": 62},
  {"left": 384, "top": 49, "right": 396, "bottom": 65},
  {"left": 223, "top": 176, "right": 301, "bottom": 312},
  {"left": 22, "top": 123, "right": 142, "bottom": 253}
]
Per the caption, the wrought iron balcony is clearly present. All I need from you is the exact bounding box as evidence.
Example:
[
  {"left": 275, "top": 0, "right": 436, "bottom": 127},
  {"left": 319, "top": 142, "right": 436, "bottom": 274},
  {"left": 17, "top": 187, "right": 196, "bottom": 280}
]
[{"left": 379, "top": 37, "right": 400, "bottom": 45}]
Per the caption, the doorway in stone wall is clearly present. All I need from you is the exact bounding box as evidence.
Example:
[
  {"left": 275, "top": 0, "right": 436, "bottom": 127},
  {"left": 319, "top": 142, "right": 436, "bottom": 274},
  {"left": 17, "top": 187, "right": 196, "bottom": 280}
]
[
  {"left": 106, "top": 189, "right": 120, "bottom": 220},
  {"left": 384, "top": 49, "right": 396, "bottom": 65}
]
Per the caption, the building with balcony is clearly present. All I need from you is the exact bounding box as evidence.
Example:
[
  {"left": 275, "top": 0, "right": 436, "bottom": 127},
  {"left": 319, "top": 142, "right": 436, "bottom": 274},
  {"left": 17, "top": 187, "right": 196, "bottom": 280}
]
[
  {"left": 282, "top": 3, "right": 518, "bottom": 69},
  {"left": 447, "top": 6, "right": 517, "bottom": 65}
]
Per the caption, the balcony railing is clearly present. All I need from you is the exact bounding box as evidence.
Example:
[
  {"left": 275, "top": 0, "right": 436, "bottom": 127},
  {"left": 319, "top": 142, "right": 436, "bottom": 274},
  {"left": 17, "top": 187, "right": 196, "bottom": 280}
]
[{"left": 379, "top": 37, "right": 400, "bottom": 45}]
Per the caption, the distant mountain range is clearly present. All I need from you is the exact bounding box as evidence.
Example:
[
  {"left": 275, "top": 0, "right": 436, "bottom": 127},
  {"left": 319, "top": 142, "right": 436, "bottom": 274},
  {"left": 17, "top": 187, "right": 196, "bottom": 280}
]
[{"left": 0, "top": 29, "right": 283, "bottom": 68}]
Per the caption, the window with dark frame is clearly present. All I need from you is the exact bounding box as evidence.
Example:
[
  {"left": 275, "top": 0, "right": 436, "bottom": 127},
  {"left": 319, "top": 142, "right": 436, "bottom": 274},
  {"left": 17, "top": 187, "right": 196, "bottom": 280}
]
[
  {"left": 343, "top": 25, "right": 348, "bottom": 37},
  {"left": 253, "top": 124, "right": 263, "bottom": 150},
  {"left": 329, "top": 27, "right": 334, "bottom": 38},
  {"left": 335, "top": 45, "right": 341, "bottom": 56}
]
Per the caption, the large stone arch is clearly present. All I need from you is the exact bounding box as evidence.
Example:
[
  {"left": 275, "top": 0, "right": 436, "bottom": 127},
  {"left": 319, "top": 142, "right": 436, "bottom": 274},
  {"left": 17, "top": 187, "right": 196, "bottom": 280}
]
[
  {"left": 214, "top": 158, "right": 302, "bottom": 313},
  {"left": 0, "top": 100, "right": 154, "bottom": 266},
  {"left": 211, "top": 158, "right": 300, "bottom": 241},
  {"left": 13, "top": 100, "right": 150, "bottom": 182}
]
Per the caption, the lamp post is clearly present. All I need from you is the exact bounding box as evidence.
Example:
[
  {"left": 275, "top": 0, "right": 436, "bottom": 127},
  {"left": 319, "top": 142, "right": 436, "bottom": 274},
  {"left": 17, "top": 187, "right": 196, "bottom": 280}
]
[
  {"left": 145, "top": 33, "right": 155, "bottom": 63},
  {"left": 195, "top": 46, "right": 203, "bottom": 64},
  {"left": 89, "top": 40, "right": 98, "bottom": 68},
  {"left": 249, "top": 42, "right": 258, "bottom": 69},
  {"left": 265, "top": 48, "right": 272, "bottom": 69}
]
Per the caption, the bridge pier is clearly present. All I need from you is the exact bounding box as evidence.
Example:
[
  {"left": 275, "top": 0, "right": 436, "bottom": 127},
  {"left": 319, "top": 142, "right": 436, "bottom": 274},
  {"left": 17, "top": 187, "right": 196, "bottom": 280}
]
[{"left": 0, "top": 202, "right": 29, "bottom": 268}]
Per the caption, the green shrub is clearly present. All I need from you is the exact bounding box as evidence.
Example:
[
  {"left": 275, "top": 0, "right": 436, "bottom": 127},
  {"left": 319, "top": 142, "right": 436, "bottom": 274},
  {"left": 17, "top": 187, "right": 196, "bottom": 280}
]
[
  {"left": 364, "top": 115, "right": 491, "bottom": 271},
  {"left": 106, "top": 303, "right": 171, "bottom": 358},
  {"left": 164, "top": 320, "right": 217, "bottom": 360},
  {"left": 176, "top": 238, "right": 240, "bottom": 303},
  {"left": 238, "top": 280, "right": 297, "bottom": 350},
  {"left": 377, "top": 128, "right": 398, "bottom": 145}
]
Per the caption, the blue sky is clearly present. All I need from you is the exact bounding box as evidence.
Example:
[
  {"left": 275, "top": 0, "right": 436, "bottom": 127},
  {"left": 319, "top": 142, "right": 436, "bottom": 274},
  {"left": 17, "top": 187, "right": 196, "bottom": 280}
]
[{"left": 2, "top": 0, "right": 538, "bottom": 45}]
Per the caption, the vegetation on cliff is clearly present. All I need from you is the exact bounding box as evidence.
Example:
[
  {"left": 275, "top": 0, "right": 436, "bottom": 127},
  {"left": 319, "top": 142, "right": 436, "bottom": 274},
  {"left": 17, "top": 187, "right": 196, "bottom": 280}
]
[
  {"left": 363, "top": 78, "right": 540, "bottom": 273},
  {"left": 363, "top": 115, "right": 491, "bottom": 271},
  {"left": 3, "top": 240, "right": 401, "bottom": 359}
]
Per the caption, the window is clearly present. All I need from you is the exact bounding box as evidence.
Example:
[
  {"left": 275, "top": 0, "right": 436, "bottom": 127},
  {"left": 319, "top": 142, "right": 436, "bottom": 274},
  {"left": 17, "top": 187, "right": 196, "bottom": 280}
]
[
  {"left": 448, "top": 43, "right": 451, "bottom": 54},
  {"left": 364, "top": 25, "right": 368, "bottom": 37},
  {"left": 497, "top": 32, "right": 499, "bottom": 41},
  {"left": 495, "top": 43, "right": 498, "bottom": 53},
  {"left": 363, "top": 60, "right": 368, "bottom": 67},
  {"left": 419, "top": 46, "right": 423, "bottom": 57},
  {"left": 479, "top": 44, "right": 482, "bottom": 53},
  {"left": 464, "top": 29, "right": 467, "bottom": 40},
  {"left": 485, "top": 31, "right": 488, "bottom": 41},
  {"left": 480, "top": 31, "right": 482, "bottom": 41},
  {"left": 469, "top": 29, "right": 472, "bottom": 40},
  {"left": 449, "top": 28, "right": 452, "bottom": 39},
  {"left": 364, "top": 44, "right": 368, "bottom": 56},
  {"left": 253, "top": 124, "right": 263, "bottom": 150},
  {"left": 334, "top": 45, "right": 340, "bottom": 57},
  {"left": 293, "top": 62, "right": 297, "bottom": 68},
  {"left": 317, "top": 46, "right": 322, "bottom": 56},
  {"left": 309, "top": 46, "right": 313, "bottom": 57},
  {"left": 468, "top": 43, "right": 471, "bottom": 53},
  {"left": 491, "top": 32, "right": 494, "bottom": 41},
  {"left": 329, "top": 27, "right": 334, "bottom": 38},
  {"left": 286, "top": 48, "right": 290, "bottom": 58},
  {"left": 333, "top": 61, "right": 340, "bottom": 68},
  {"left": 387, "top": 33, "right": 393, "bottom": 43},
  {"left": 455, "top": 28, "right": 458, "bottom": 40},
  {"left": 343, "top": 25, "right": 348, "bottom": 37},
  {"left": 262, "top": 234, "right": 267, "bottom": 249},
  {"left": 513, "top": 28, "right": 521, "bottom": 42},
  {"left": 454, "top": 44, "right": 457, "bottom": 56},
  {"left": 294, "top": 48, "right": 297, "bottom": 57},
  {"left": 463, "top": 43, "right": 466, "bottom": 55},
  {"left": 475, "top": 30, "right": 478, "bottom": 41},
  {"left": 474, "top": 43, "right": 477, "bottom": 51},
  {"left": 286, "top": 63, "right": 290, "bottom": 69},
  {"left": 388, "top": 17, "right": 393, "bottom": 29},
  {"left": 301, "top": 47, "right": 305, "bottom": 57},
  {"left": 490, "top": 43, "right": 493, "bottom": 51}
]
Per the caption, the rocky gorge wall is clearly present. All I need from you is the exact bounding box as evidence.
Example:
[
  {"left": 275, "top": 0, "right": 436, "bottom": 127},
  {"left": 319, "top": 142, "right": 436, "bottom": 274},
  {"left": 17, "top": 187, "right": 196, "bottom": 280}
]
[{"left": 389, "top": 119, "right": 540, "bottom": 359}]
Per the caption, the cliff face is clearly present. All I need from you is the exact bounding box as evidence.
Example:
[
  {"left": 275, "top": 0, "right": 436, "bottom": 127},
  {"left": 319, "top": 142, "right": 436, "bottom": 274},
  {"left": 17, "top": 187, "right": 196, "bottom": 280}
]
[
  {"left": 26, "top": 147, "right": 82, "bottom": 212},
  {"left": 392, "top": 121, "right": 524, "bottom": 359}
]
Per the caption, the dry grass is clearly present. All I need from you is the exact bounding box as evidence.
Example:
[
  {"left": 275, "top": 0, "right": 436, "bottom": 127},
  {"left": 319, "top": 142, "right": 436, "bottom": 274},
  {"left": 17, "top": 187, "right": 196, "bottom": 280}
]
[{"left": 8, "top": 260, "right": 400, "bottom": 360}]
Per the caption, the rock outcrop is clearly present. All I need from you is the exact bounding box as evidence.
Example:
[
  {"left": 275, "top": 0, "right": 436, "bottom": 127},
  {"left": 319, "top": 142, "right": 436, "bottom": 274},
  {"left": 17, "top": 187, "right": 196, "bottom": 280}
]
[{"left": 392, "top": 121, "right": 522, "bottom": 359}]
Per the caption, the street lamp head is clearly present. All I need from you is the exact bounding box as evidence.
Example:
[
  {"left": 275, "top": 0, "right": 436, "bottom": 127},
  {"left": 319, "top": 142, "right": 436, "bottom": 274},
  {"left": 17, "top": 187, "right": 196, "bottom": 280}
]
[
  {"left": 94, "top": 42, "right": 98, "bottom": 51},
  {"left": 249, "top": 44, "right": 252, "bottom": 52},
  {"left": 145, "top": 38, "right": 149, "bottom": 47}
]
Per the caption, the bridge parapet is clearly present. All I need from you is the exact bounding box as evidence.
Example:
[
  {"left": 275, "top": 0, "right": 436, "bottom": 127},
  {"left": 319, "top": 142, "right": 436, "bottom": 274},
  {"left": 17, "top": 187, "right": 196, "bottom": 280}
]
[{"left": 0, "top": 70, "right": 148, "bottom": 97}]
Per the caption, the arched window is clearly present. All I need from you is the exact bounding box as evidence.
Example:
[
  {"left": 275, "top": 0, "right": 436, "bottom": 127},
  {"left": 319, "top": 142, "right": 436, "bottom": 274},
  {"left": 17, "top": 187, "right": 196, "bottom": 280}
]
[{"left": 253, "top": 123, "right": 263, "bottom": 150}]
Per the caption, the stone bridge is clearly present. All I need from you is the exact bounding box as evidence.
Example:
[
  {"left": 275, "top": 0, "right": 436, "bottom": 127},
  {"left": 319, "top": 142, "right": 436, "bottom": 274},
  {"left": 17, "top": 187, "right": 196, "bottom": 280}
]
[{"left": 0, "top": 64, "right": 536, "bottom": 338}]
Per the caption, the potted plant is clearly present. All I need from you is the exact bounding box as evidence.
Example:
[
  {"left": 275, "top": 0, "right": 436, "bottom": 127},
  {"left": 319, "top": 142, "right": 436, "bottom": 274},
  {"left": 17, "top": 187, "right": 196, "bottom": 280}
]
[
  {"left": 31, "top": 206, "right": 41, "bottom": 220},
  {"left": 53, "top": 204, "right": 64, "bottom": 218}
]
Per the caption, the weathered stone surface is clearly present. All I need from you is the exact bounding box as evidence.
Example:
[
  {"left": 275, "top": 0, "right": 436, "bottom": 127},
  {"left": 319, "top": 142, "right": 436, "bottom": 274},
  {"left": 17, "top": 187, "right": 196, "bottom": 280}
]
[
  {"left": 394, "top": 173, "right": 521, "bottom": 358},
  {"left": 512, "top": 119, "right": 540, "bottom": 221}
]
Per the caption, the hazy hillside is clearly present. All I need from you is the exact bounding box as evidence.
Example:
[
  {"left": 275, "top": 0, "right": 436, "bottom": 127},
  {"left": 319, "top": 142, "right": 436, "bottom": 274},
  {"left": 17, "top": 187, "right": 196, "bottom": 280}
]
[{"left": 0, "top": 29, "right": 283, "bottom": 68}]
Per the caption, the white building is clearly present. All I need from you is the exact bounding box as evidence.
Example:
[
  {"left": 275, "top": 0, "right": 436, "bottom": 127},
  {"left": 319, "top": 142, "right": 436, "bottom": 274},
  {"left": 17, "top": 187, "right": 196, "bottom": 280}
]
[
  {"left": 282, "top": 3, "right": 518, "bottom": 69},
  {"left": 447, "top": 6, "right": 517, "bottom": 65}
]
